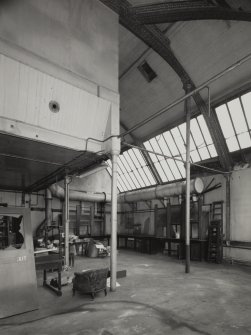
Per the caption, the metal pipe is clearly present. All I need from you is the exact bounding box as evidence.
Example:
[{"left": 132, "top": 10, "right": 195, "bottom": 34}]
[
  {"left": 50, "top": 178, "right": 204, "bottom": 204},
  {"left": 64, "top": 176, "right": 70, "bottom": 268},
  {"left": 0, "top": 152, "right": 63, "bottom": 166},
  {"left": 49, "top": 184, "right": 111, "bottom": 202},
  {"left": 120, "top": 52, "right": 251, "bottom": 138},
  {"left": 119, "top": 178, "right": 204, "bottom": 203},
  {"left": 123, "top": 142, "right": 231, "bottom": 175},
  {"left": 185, "top": 85, "right": 192, "bottom": 274},
  {"left": 111, "top": 153, "right": 118, "bottom": 292}
]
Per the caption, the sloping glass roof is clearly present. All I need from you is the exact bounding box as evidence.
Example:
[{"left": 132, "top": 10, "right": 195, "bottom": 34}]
[
  {"left": 107, "top": 114, "right": 218, "bottom": 191},
  {"left": 143, "top": 115, "right": 217, "bottom": 183},
  {"left": 216, "top": 91, "right": 251, "bottom": 152},
  {"left": 106, "top": 148, "right": 156, "bottom": 192}
]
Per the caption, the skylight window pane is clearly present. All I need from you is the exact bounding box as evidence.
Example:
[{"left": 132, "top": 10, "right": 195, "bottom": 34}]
[
  {"left": 118, "top": 177, "right": 128, "bottom": 192},
  {"left": 159, "top": 159, "right": 172, "bottom": 181},
  {"left": 120, "top": 155, "right": 131, "bottom": 173},
  {"left": 189, "top": 134, "right": 196, "bottom": 151},
  {"left": 238, "top": 132, "right": 251, "bottom": 149},
  {"left": 143, "top": 166, "right": 155, "bottom": 185},
  {"left": 176, "top": 159, "right": 185, "bottom": 178},
  {"left": 171, "top": 128, "right": 186, "bottom": 155},
  {"left": 208, "top": 144, "right": 217, "bottom": 157},
  {"left": 120, "top": 152, "right": 132, "bottom": 172},
  {"left": 144, "top": 141, "right": 158, "bottom": 162},
  {"left": 125, "top": 174, "right": 136, "bottom": 189},
  {"left": 117, "top": 180, "right": 124, "bottom": 193},
  {"left": 190, "top": 150, "right": 201, "bottom": 162},
  {"left": 163, "top": 131, "right": 179, "bottom": 156},
  {"left": 118, "top": 161, "right": 134, "bottom": 188},
  {"left": 119, "top": 173, "right": 131, "bottom": 191},
  {"left": 228, "top": 98, "right": 248, "bottom": 134},
  {"left": 197, "top": 115, "right": 213, "bottom": 145},
  {"left": 190, "top": 119, "right": 205, "bottom": 150},
  {"left": 129, "top": 150, "right": 141, "bottom": 168},
  {"left": 216, "top": 104, "right": 235, "bottom": 138},
  {"left": 118, "top": 157, "right": 129, "bottom": 174},
  {"left": 129, "top": 172, "right": 140, "bottom": 188},
  {"left": 149, "top": 152, "right": 158, "bottom": 163},
  {"left": 158, "top": 135, "right": 172, "bottom": 156},
  {"left": 226, "top": 137, "right": 239, "bottom": 152},
  {"left": 155, "top": 162, "right": 168, "bottom": 182},
  {"left": 139, "top": 169, "right": 151, "bottom": 186},
  {"left": 150, "top": 138, "right": 162, "bottom": 155},
  {"left": 198, "top": 147, "right": 210, "bottom": 160},
  {"left": 133, "top": 169, "right": 146, "bottom": 188},
  {"left": 117, "top": 164, "right": 124, "bottom": 177},
  {"left": 166, "top": 159, "right": 182, "bottom": 179},
  {"left": 241, "top": 92, "right": 251, "bottom": 129},
  {"left": 123, "top": 151, "right": 136, "bottom": 171},
  {"left": 178, "top": 122, "right": 186, "bottom": 141},
  {"left": 108, "top": 148, "right": 156, "bottom": 192},
  {"left": 133, "top": 148, "right": 146, "bottom": 166},
  {"left": 163, "top": 164, "right": 175, "bottom": 181}
]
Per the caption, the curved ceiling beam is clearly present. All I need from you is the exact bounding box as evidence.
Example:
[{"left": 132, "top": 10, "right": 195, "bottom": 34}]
[
  {"left": 100, "top": 0, "right": 191, "bottom": 84},
  {"left": 132, "top": 2, "right": 251, "bottom": 24},
  {"left": 99, "top": 0, "right": 233, "bottom": 170}
]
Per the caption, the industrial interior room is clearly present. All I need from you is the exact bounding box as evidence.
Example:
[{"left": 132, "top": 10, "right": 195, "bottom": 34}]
[{"left": 0, "top": 0, "right": 251, "bottom": 334}]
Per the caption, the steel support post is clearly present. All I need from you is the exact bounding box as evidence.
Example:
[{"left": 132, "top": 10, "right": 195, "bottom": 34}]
[
  {"left": 64, "top": 176, "right": 70, "bottom": 268},
  {"left": 225, "top": 175, "right": 231, "bottom": 242},
  {"left": 111, "top": 152, "right": 119, "bottom": 291},
  {"left": 185, "top": 85, "right": 192, "bottom": 274},
  {"left": 110, "top": 136, "right": 120, "bottom": 292}
]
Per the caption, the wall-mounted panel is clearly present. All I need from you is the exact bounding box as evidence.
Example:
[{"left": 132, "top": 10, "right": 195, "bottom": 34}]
[{"left": 0, "top": 55, "right": 111, "bottom": 147}]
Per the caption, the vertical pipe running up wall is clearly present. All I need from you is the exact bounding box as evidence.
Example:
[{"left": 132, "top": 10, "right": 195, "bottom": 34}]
[
  {"left": 185, "top": 85, "right": 192, "bottom": 274},
  {"left": 64, "top": 176, "right": 70, "bottom": 268},
  {"left": 111, "top": 153, "right": 118, "bottom": 291}
]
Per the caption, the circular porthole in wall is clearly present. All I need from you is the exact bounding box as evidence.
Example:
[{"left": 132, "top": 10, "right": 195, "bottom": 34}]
[{"left": 49, "top": 100, "right": 60, "bottom": 113}]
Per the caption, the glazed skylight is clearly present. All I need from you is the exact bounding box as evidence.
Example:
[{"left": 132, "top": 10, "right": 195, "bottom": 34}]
[
  {"left": 216, "top": 91, "right": 251, "bottom": 152},
  {"left": 143, "top": 115, "right": 217, "bottom": 183},
  {"left": 106, "top": 148, "right": 156, "bottom": 192}
]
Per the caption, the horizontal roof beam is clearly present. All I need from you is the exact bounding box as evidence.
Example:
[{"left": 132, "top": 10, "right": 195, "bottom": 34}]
[{"left": 132, "top": 1, "right": 251, "bottom": 24}]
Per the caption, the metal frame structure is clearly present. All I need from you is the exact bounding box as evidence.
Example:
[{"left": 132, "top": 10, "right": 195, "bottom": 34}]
[
  {"left": 106, "top": 148, "right": 156, "bottom": 193},
  {"left": 131, "top": 1, "right": 251, "bottom": 25},
  {"left": 100, "top": 0, "right": 233, "bottom": 170}
]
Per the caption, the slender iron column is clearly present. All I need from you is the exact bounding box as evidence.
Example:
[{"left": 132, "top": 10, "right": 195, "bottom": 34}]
[
  {"left": 225, "top": 175, "right": 231, "bottom": 242},
  {"left": 64, "top": 176, "right": 70, "bottom": 267},
  {"left": 185, "top": 84, "right": 192, "bottom": 273},
  {"left": 111, "top": 152, "right": 119, "bottom": 291},
  {"left": 110, "top": 135, "right": 120, "bottom": 291}
]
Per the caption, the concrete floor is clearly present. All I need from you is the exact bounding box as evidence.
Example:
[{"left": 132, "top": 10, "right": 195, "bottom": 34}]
[{"left": 0, "top": 250, "right": 251, "bottom": 335}]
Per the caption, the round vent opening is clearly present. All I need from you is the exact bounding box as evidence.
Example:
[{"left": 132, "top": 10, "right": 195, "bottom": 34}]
[{"left": 49, "top": 100, "right": 60, "bottom": 113}]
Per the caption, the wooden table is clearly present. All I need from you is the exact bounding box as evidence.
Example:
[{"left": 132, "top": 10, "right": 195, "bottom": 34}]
[{"left": 35, "top": 254, "right": 63, "bottom": 296}]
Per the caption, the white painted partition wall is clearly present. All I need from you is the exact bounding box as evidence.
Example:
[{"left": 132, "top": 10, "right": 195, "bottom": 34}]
[{"left": 0, "top": 54, "right": 113, "bottom": 152}]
